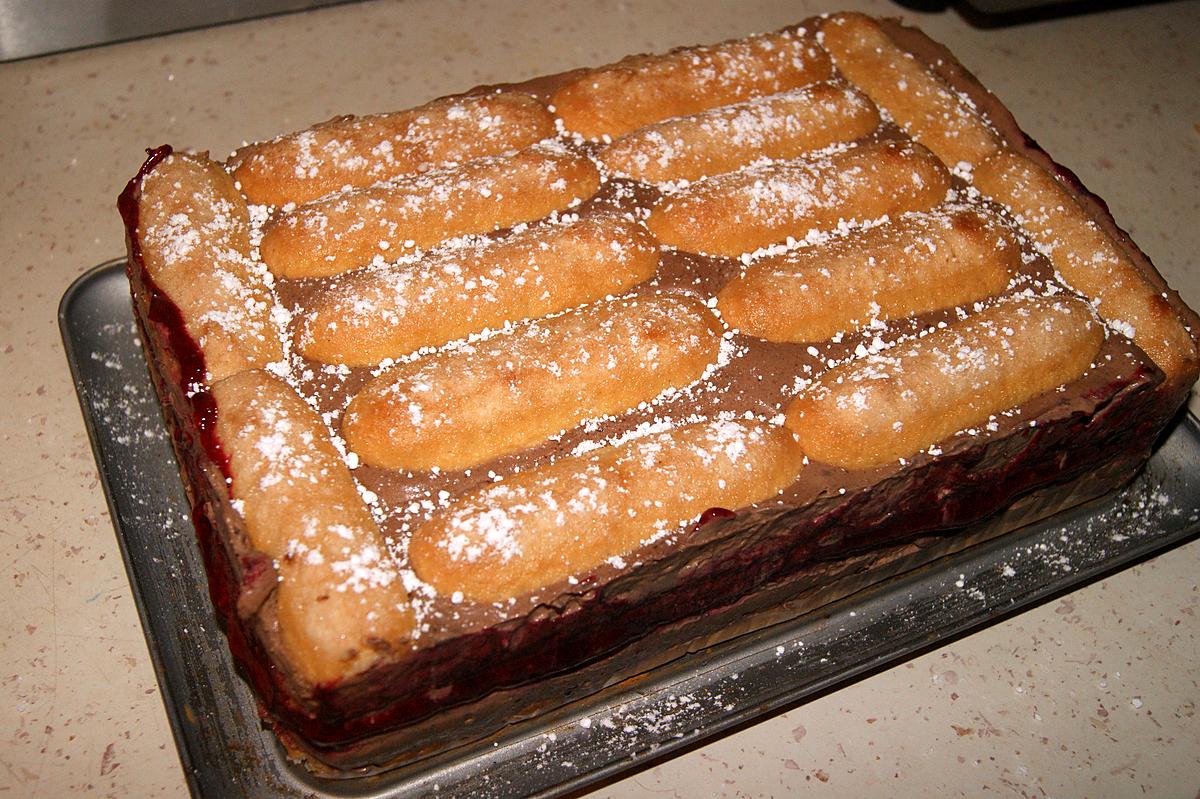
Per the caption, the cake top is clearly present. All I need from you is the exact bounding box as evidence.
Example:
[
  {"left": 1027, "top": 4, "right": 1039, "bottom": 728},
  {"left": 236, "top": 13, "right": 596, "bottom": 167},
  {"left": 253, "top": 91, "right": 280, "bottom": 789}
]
[{"left": 124, "top": 12, "right": 1198, "bottom": 687}]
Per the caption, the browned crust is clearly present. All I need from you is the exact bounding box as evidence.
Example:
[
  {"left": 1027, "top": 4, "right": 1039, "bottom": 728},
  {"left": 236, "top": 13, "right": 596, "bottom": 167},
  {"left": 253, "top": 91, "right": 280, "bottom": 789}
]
[
  {"left": 211, "top": 369, "right": 415, "bottom": 684},
  {"left": 645, "top": 139, "right": 952, "bottom": 257},
  {"left": 408, "top": 420, "right": 806, "bottom": 602},
  {"left": 342, "top": 294, "right": 725, "bottom": 470},
  {"left": 294, "top": 209, "right": 661, "bottom": 366},
  {"left": 228, "top": 92, "right": 556, "bottom": 206},
  {"left": 259, "top": 142, "right": 601, "bottom": 279},
  {"left": 716, "top": 205, "right": 1021, "bottom": 342},
  {"left": 134, "top": 151, "right": 281, "bottom": 382},
  {"left": 551, "top": 29, "right": 833, "bottom": 140},
  {"left": 597, "top": 80, "right": 881, "bottom": 183}
]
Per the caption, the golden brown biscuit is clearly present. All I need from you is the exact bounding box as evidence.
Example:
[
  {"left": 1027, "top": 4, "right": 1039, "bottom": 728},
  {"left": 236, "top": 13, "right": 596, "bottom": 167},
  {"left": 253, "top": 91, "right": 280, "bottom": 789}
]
[
  {"left": 785, "top": 294, "right": 1104, "bottom": 470},
  {"left": 135, "top": 151, "right": 282, "bottom": 383},
  {"left": 212, "top": 369, "right": 414, "bottom": 684},
  {"left": 228, "top": 92, "right": 556, "bottom": 206},
  {"left": 597, "top": 80, "right": 880, "bottom": 184},
  {"left": 551, "top": 30, "right": 833, "bottom": 140},
  {"left": 259, "top": 141, "right": 602, "bottom": 279},
  {"left": 342, "top": 294, "right": 725, "bottom": 471},
  {"left": 717, "top": 206, "right": 1021, "bottom": 341},
  {"left": 408, "top": 420, "right": 805, "bottom": 602},
  {"left": 646, "top": 139, "right": 952, "bottom": 258},
  {"left": 974, "top": 150, "right": 1198, "bottom": 384},
  {"left": 296, "top": 210, "right": 661, "bottom": 365},
  {"left": 818, "top": 13, "right": 1001, "bottom": 167}
]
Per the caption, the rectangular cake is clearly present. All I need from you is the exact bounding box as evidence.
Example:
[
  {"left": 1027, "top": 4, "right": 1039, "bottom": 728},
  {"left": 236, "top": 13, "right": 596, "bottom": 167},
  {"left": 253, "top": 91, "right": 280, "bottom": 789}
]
[{"left": 116, "top": 12, "right": 1199, "bottom": 774}]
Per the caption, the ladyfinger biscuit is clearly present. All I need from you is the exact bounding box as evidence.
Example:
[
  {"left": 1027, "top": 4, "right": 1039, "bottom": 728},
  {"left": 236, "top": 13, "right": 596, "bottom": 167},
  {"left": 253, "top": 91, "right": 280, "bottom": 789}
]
[
  {"left": 408, "top": 420, "right": 806, "bottom": 602},
  {"left": 135, "top": 151, "right": 282, "bottom": 383},
  {"left": 342, "top": 294, "right": 724, "bottom": 471},
  {"left": 818, "top": 13, "right": 1001, "bottom": 167},
  {"left": 212, "top": 369, "right": 414, "bottom": 683},
  {"left": 974, "top": 150, "right": 1198, "bottom": 383},
  {"left": 717, "top": 206, "right": 1020, "bottom": 342},
  {"left": 228, "top": 92, "right": 556, "bottom": 206},
  {"left": 259, "top": 141, "right": 601, "bottom": 279},
  {"left": 646, "top": 139, "right": 952, "bottom": 258},
  {"left": 785, "top": 294, "right": 1104, "bottom": 470},
  {"left": 551, "top": 30, "right": 833, "bottom": 141},
  {"left": 597, "top": 80, "right": 881, "bottom": 184},
  {"left": 297, "top": 210, "right": 660, "bottom": 366}
]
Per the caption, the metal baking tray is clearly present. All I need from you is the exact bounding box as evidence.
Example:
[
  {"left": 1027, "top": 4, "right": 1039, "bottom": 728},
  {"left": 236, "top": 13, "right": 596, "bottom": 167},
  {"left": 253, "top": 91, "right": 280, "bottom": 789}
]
[{"left": 61, "top": 259, "right": 1200, "bottom": 798}]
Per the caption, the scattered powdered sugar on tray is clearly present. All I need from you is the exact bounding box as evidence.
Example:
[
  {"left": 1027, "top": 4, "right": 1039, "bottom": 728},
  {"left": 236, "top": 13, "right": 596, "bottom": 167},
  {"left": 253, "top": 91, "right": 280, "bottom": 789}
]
[
  {"left": 86, "top": 323, "right": 169, "bottom": 451},
  {"left": 992, "top": 480, "right": 1191, "bottom": 589},
  {"left": 71, "top": 314, "right": 206, "bottom": 588}
]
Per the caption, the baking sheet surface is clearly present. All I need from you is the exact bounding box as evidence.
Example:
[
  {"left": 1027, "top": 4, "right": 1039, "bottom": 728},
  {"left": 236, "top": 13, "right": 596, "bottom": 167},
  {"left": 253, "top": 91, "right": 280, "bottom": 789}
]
[{"left": 61, "top": 260, "right": 1200, "bottom": 798}]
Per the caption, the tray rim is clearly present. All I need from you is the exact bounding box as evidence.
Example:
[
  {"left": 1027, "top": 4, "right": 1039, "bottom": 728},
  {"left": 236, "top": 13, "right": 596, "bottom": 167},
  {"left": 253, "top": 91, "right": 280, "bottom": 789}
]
[
  {"left": 60, "top": 258, "right": 1200, "bottom": 799},
  {"left": 59, "top": 260, "right": 208, "bottom": 796}
]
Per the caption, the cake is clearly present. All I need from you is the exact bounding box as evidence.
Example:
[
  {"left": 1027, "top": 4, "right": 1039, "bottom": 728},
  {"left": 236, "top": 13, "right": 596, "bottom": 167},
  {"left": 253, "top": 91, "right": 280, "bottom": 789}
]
[{"left": 116, "top": 12, "right": 1199, "bottom": 774}]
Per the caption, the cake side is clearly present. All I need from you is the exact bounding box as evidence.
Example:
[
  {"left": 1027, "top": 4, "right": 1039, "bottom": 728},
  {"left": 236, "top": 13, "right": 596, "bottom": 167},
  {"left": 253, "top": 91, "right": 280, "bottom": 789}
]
[{"left": 118, "top": 11, "right": 1198, "bottom": 773}]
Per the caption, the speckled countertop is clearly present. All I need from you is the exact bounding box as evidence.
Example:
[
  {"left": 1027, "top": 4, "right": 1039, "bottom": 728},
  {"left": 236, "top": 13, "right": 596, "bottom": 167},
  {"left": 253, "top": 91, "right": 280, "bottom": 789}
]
[{"left": 3, "top": 0, "right": 1198, "bottom": 796}]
